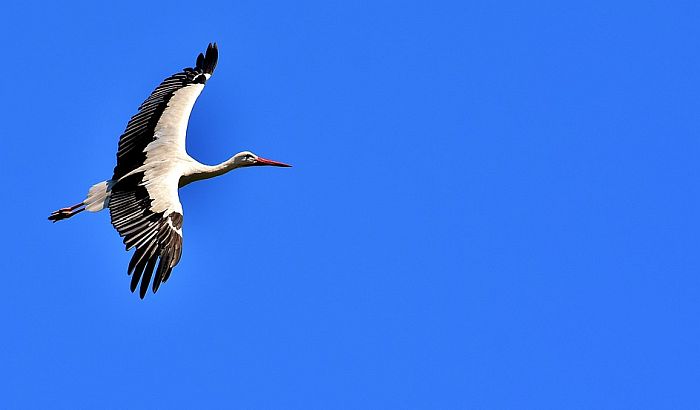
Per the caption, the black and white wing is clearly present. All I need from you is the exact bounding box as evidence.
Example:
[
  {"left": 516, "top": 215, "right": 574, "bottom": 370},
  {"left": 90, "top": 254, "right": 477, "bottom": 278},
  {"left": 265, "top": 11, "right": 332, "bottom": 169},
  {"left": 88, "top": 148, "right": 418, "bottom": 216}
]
[
  {"left": 112, "top": 43, "right": 218, "bottom": 181},
  {"left": 110, "top": 173, "right": 183, "bottom": 298},
  {"left": 108, "top": 43, "right": 218, "bottom": 298}
]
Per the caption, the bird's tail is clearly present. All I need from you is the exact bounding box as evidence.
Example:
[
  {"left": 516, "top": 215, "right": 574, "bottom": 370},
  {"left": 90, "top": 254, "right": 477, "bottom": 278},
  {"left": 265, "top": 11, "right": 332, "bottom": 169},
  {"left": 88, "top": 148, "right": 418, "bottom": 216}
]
[
  {"left": 48, "top": 202, "right": 86, "bottom": 222},
  {"left": 49, "top": 179, "right": 114, "bottom": 222}
]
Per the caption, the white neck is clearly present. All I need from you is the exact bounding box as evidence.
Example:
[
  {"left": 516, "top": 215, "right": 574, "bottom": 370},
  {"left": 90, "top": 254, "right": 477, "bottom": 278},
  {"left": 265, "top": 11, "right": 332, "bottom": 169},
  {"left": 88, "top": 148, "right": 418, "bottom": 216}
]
[{"left": 180, "top": 155, "right": 240, "bottom": 187}]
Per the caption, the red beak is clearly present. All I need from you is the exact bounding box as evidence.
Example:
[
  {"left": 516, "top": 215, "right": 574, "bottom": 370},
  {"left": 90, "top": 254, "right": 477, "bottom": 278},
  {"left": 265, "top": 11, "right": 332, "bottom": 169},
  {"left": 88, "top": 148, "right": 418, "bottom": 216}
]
[{"left": 256, "top": 156, "right": 292, "bottom": 167}]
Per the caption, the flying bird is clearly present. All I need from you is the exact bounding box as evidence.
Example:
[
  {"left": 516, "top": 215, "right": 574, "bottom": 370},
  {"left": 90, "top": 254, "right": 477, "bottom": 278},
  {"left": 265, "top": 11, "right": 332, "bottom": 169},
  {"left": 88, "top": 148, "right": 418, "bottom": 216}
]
[{"left": 49, "top": 43, "right": 291, "bottom": 298}]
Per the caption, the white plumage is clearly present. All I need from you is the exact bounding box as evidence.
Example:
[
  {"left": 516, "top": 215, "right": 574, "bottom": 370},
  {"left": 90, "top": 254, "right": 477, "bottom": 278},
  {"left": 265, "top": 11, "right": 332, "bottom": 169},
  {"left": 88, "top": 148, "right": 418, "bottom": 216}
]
[{"left": 50, "top": 43, "right": 291, "bottom": 298}]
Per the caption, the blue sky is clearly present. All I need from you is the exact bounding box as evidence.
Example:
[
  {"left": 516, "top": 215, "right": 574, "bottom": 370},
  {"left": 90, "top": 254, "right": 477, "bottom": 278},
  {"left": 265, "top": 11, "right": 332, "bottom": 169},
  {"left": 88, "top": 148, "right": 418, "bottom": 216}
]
[{"left": 1, "top": 0, "right": 699, "bottom": 408}]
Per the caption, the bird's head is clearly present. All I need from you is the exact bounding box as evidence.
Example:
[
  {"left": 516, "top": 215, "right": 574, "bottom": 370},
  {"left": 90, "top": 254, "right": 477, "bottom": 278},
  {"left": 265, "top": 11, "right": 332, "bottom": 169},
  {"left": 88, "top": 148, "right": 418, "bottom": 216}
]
[{"left": 234, "top": 151, "right": 292, "bottom": 168}]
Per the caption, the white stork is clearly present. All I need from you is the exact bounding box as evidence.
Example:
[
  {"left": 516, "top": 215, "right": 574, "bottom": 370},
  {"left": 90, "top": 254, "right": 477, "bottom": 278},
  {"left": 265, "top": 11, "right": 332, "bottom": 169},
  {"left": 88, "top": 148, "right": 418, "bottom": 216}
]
[{"left": 49, "top": 43, "right": 291, "bottom": 298}]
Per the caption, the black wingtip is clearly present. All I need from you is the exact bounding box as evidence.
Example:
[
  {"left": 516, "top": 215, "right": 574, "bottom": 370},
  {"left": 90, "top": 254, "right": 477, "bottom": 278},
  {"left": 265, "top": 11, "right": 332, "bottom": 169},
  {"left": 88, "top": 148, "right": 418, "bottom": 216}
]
[{"left": 196, "top": 42, "right": 218, "bottom": 75}]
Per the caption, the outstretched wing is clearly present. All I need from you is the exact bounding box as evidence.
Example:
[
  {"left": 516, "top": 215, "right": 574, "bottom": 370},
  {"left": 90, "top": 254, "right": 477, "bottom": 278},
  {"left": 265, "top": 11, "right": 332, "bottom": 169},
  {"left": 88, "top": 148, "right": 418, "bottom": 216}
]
[
  {"left": 110, "top": 172, "right": 183, "bottom": 298},
  {"left": 112, "top": 42, "right": 218, "bottom": 180},
  {"left": 108, "top": 43, "right": 218, "bottom": 298}
]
